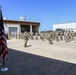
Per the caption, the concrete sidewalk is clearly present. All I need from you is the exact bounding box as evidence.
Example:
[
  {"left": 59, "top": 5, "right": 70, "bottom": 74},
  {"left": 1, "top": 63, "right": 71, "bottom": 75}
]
[{"left": 0, "top": 39, "right": 76, "bottom": 75}]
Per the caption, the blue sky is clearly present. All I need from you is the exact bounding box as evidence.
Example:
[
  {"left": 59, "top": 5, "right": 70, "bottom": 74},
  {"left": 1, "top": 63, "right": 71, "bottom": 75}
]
[{"left": 0, "top": 0, "right": 76, "bottom": 31}]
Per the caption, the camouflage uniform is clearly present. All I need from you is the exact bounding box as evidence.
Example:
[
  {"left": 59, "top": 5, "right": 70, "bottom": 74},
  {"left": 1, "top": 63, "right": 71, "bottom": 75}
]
[
  {"left": 23, "top": 32, "right": 28, "bottom": 47},
  {"left": 19, "top": 32, "right": 21, "bottom": 39},
  {"left": 64, "top": 31, "right": 66, "bottom": 41},
  {"left": 35, "top": 32, "right": 39, "bottom": 40},
  {"left": 68, "top": 31, "right": 71, "bottom": 42},
  {"left": 41, "top": 33, "right": 45, "bottom": 41},
  {"left": 27, "top": 32, "right": 31, "bottom": 40},
  {"left": 71, "top": 31, "right": 74, "bottom": 41},
  {"left": 48, "top": 33, "right": 53, "bottom": 44},
  {"left": 39, "top": 33, "right": 42, "bottom": 40},
  {"left": 31, "top": 32, "right": 34, "bottom": 40},
  {"left": 52, "top": 32, "right": 55, "bottom": 41},
  {"left": 65, "top": 31, "right": 69, "bottom": 42},
  {"left": 15, "top": 32, "right": 17, "bottom": 39},
  {"left": 55, "top": 31, "right": 59, "bottom": 42},
  {"left": 60, "top": 32, "right": 63, "bottom": 41},
  {"left": 45, "top": 33, "right": 48, "bottom": 40},
  {"left": 7, "top": 32, "right": 10, "bottom": 40}
]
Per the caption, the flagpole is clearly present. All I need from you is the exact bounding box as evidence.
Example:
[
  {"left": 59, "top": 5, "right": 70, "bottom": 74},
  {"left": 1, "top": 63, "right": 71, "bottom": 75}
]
[
  {"left": 0, "top": 6, "right": 8, "bottom": 72},
  {"left": 0, "top": 5, "right": 1, "bottom": 66},
  {"left": 1, "top": 58, "right": 8, "bottom": 71},
  {"left": 3, "top": 58, "right": 5, "bottom": 68}
]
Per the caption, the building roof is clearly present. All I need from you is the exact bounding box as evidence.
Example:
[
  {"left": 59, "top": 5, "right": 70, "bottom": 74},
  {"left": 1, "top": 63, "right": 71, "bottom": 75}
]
[{"left": 4, "top": 20, "right": 40, "bottom": 26}]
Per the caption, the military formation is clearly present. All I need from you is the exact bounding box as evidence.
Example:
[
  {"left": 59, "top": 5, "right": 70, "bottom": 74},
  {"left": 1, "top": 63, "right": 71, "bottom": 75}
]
[
  {"left": 6, "top": 30, "right": 76, "bottom": 47},
  {"left": 25, "top": 30, "right": 76, "bottom": 47}
]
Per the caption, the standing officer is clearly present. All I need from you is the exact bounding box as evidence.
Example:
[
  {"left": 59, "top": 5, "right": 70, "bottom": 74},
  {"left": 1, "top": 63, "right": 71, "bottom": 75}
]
[
  {"left": 19, "top": 32, "right": 21, "bottom": 39},
  {"left": 35, "top": 32, "right": 39, "bottom": 40},
  {"left": 48, "top": 33, "right": 53, "bottom": 44},
  {"left": 23, "top": 31, "right": 28, "bottom": 47},
  {"left": 55, "top": 31, "right": 59, "bottom": 42},
  {"left": 31, "top": 32, "right": 34, "bottom": 40},
  {"left": 60, "top": 32, "right": 63, "bottom": 41},
  {"left": 15, "top": 32, "right": 17, "bottom": 39},
  {"left": 71, "top": 31, "right": 74, "bottom": 41}
]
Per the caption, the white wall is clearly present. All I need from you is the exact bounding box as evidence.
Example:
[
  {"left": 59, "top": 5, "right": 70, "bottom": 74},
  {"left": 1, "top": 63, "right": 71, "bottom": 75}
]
[
  {"left": 53, "top": 22, "right": 76, "bottom": 32},
  {"left": 4, "top": 24, "right": 20, "bottom": 34}
]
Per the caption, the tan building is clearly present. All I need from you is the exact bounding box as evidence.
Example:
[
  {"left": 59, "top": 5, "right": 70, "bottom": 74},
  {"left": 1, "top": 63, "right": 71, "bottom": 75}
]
[{"left": 4, "top": 20, "right": 40, "bottom": 37}]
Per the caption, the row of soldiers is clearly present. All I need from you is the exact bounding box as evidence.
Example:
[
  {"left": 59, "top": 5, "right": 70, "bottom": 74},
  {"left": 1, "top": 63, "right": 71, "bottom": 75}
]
[
  {"left": 6, "top": 31, "right": 75, "bottom": 41},
  {"left": 23, "top": 31, "right": 76, "bottom": 47},
  {"left": 6, "top": 32, "right": 22, "bottom": 40},
  {"left": 6, "top": 31, "right": 76, "bottom": 47}
]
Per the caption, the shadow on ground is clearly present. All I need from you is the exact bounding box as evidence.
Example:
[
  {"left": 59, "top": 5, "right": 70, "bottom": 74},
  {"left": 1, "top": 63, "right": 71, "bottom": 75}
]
[
  {"left": 26, "top": 45, "right": 32, "bottom": 47},
  {"left": 0, "top": 48, "right": 76, "bottom": 75}
]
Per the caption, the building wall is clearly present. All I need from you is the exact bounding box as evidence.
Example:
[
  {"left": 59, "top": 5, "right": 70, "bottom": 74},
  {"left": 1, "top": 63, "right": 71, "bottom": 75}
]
[
  {"left": 4, "top": 20, "right": 40, "bottom": 35},
  {"left": 4, "top": 23, "right": 20, "bottom": 34},
  {"left": 53, "top": 23, "right": 76, "bottom": 32}
]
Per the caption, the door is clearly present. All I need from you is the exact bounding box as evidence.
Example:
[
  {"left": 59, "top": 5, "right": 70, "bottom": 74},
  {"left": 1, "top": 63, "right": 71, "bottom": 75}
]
[{"left": 9, "top": 27, "right": 17, "bottom": 38}]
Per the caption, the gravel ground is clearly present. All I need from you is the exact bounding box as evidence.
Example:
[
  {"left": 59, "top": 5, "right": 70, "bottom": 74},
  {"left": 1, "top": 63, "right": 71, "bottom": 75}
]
[{"left": 7, "top": 38, "right": 76, "bottom": 64}]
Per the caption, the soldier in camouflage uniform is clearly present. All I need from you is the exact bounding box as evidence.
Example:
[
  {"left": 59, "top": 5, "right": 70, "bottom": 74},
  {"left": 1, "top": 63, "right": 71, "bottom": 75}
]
[
  {"left": 35, "top": 32, "right": 39, "bottom": 40},
  {"left": 27, "top": 32, "right": 31, "bottom": 40},
  {"left": 68, "top": 31, "right": 71, "bottom": 42},
  {"left": 15, "top": 32, "right": 17, "bottom": 39},
  {"left": 39, "top": 32, "right": 42, "bottom": 40},
  {"left": 41, "top": 33, "right": 45, "bottom": 41},
  {"left": 52, "top": 32, "right": 55, "bottom": 41},
  {"left": 18, "top": 32, "right": 21, "bottom": 39},
  {"left": 71, "top": 31, "right": 74, "bottom": 41},
  {"left": 30, "top": 32, "right": 34, "bottom": 40},
  {"left": 48, "top": 33, "right": 53, "bottom": 44},
  {"left": 64, "top": 31, "right": 68, "bottom": 42},
  {"left": 75, "top": 31, "right": 76, "bottom": 43},
  {"left": 7, "top": 32, "right": 10, "bottom": 40},
  {"left": 45, "top": 33, "right": 48, "bottom": 40},
  {"left": 23, "top": 31, "right": 28, "bottom": 47},
  {"left": 60, "top": 32, "right": 63, "bottom": 41},
  {"left": 55, "top": 31, "right": 59, "bottom": 42},
  {"left": 65, "top": 31, "right": 69, "bottom": 42}
]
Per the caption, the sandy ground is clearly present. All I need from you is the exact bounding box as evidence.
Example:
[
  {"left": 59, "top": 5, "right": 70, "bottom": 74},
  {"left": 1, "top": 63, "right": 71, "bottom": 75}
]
[{"left": 7, "top": 38, "right": 76, "bottom": 64}]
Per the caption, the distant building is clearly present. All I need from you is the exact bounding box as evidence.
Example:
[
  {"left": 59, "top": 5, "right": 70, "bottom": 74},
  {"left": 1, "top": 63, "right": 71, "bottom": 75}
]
[
  {"left": 53, "top": 22, "right": 76, "bottom": 32},
  {"left": 4, "top": 19, "right": 40, "bottom": 37}
]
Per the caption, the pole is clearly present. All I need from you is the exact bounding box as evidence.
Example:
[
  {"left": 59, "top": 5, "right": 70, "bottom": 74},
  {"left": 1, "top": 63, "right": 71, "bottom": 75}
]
[
  {"left": 0, "top": 6, "right": 1, "bottom": 66},
  {"left": 1, "top": 58, "right": 8, "bottom": 71},
  {"left": 0, "top": 6, "right": 8, "bottom": 71},
  {"left": 3, "top": 58, "right": 5, "bottom": 68}
]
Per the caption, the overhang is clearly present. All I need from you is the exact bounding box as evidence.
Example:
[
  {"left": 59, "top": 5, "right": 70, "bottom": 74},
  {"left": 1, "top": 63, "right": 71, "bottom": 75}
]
[{"left": 4, "top": 20, "right": 40, "bottom": 26}]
